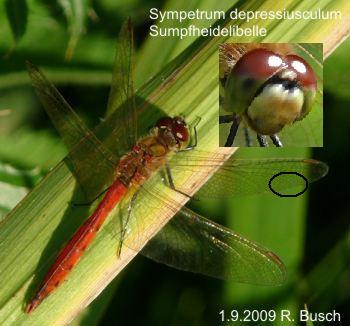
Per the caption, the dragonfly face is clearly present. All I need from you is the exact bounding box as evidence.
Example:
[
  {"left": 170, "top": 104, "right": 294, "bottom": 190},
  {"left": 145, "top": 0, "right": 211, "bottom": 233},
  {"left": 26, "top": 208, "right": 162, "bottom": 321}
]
[
  {"left": 223, "top": 47, "right": 317, "bottom": 135},
  {"left": 155, "top": 116, "right": 190, "bottom": 150}
]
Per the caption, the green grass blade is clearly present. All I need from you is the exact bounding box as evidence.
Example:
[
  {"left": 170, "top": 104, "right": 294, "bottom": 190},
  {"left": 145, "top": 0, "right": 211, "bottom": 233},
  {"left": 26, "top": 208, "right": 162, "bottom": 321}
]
[
  {"left": 5, "top": 0, "right": 28, "bottom": 43},
  {"left": 58, "top": 0, "right": 90, "bottom": 61}
]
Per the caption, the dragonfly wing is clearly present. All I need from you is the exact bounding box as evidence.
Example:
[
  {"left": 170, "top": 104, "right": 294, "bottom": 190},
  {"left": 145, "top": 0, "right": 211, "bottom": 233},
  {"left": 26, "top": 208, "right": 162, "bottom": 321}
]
[
  {"left": 27, "top": 62, "right": 97, "bottom": 150},
  {"left": 100, "top": 176, "right": 285, "bottom": 285},
  {"left": 27, "top": 62, "right": 117, "bottom": 201},
  {"left": 141, "top": 207, "right": 286, "bottom": 285},
  {"left": 167, "top": 152, "right": 328, "bottom": 198},
  {"left": 106, "top": 18, "right": 137, "bottom": 148},
  {"left": 99, "top": 152, "right": 326, "bottom": 285}
]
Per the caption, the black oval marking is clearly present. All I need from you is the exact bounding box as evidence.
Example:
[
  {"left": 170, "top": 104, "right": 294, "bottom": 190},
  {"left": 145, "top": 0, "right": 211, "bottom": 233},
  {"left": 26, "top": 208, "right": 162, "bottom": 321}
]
[{"left": 269, "top": 172, "right": 308, "bottom": 197}]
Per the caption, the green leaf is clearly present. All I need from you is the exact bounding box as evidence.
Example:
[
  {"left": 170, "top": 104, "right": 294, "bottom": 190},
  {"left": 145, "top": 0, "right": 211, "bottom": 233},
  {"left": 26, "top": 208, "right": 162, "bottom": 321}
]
[
  {"left": 70, "top": 278, "right": 121, "bottom": 325},
  {"left": 58, "top": 0, "right": 90, "bottom": 60},
  {"left": 136, "top": 0, "right": 235, "bottom": 86},
  {"left": 0, "top": 162, "right": 42, "bottom": 187},
  {"left": 0, "top": 181, "right": 27, "bottom": 220},
  {"left": 298, "top": 233, "right": 350, "bottom": 309},
  {"left": 0, "top": 128, "right": 66, "bottom": 170},
  {"left": 324, "top": 39, "right": 350, "bottom": 100},
  {"left": 223, "top": 148, "right": 309, "bottom": 306},
  {"left": 5, "top": 0, "right": 28, "bottom": 42},
  {"left": 304, "top": 305, "right": 314, "bottom": 326}
]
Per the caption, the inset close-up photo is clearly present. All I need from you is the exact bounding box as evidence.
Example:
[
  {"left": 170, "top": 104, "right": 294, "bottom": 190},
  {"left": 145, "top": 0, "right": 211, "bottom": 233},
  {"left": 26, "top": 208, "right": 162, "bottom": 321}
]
[{"left": 219, "top": 43, "right": 323, "bottom": 147}]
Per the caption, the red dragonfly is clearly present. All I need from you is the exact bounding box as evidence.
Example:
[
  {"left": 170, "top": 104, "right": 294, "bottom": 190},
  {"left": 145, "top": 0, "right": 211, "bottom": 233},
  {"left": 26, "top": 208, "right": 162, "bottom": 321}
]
[{"left": 25, "top": 20, "right": 328, "bottom": 313}]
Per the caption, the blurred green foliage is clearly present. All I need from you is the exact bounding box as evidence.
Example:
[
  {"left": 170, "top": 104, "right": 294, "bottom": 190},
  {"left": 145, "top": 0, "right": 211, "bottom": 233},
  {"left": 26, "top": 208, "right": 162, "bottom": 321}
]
[
  {"left": 0, "top": 0, "right": 348, "bottom": 325},
  {"left": 5, "top": 0, "right": 28, "bottom": 42}
]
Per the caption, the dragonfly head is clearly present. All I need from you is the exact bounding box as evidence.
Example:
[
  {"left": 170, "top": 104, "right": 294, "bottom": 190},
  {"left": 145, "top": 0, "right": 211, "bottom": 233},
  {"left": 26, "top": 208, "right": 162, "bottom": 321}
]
[
  {"left": 156, "top": 116, "right": 190, "bottom": 150},
  {"left": 224, "top": 48, "right": 317, "bottom": 135}
]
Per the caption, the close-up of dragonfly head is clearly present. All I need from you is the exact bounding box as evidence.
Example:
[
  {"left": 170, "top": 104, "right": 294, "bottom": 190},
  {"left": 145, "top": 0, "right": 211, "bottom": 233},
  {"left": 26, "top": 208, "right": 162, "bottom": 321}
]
[{"left": 219, "top": 43, "right": 323, "bottom": 147}]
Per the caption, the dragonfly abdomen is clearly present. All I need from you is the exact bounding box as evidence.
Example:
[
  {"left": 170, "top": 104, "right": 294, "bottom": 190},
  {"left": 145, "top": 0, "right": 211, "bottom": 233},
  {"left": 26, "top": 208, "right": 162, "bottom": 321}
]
[{"left": 26, "top": 181, "right": 127, "bottom": 313}]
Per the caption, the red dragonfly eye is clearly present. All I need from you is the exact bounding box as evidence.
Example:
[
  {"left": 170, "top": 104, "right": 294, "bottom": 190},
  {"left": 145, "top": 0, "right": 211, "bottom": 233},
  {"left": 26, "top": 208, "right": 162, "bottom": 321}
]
[
  {"left": 285, "top": 54, "right": 317, "bottom": 90},
  {"left": 156, "top": 117, "right": 174, "bottom": 129},
  {"left": 233, "top": 48, "right": 284, "bottom": 80},
  {"left": 172, "top": 117, "right": 189, "bottom": 142}
]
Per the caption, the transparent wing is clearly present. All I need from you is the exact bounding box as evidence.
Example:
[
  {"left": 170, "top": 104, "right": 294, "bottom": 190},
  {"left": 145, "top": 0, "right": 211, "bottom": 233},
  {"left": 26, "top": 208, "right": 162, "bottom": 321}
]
[
  {"left": 167, "top": 151, "right": 328, "bottom": 198},
  {"left": 26, "top": 62, "right": 118, "bottom": 201},
  {"left": 106, "top": 18, "right": 137, "bottom": 148},
  {"left": 103, "top": 176, "right": 285, "bottom": 285},
  {"left": 103, "top": 154, "right": 326, "bottom": 284},
  {"left": 141, "top": 207, "right": 286, "bottom": 285},
  {"left": 26, "top": 62, "right": 104, "bottom": 152},
  {"left": 26, "top": 20, "right": 138, "bottom": 201}
]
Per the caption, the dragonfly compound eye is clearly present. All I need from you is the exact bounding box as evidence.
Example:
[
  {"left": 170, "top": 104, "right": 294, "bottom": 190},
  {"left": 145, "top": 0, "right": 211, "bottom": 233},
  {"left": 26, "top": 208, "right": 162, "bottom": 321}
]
[
  {"left": 172, "top": 118, "right": 189, "bottom": 144},
  {"left": 224, "top": 48, "right": 317, "bottom": 135},
  {"left": 156, "top": 117, "right": 174, "bottom": 130},
  {"left": 284, "top": 55, "right": 317, "bottom": 90}
]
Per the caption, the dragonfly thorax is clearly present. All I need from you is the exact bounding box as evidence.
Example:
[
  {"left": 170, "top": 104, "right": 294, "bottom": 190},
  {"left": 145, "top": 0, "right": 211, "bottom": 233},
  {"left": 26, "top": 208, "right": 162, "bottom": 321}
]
[{"left": 116, "top": 117, "right": 190, "bottom": 187}]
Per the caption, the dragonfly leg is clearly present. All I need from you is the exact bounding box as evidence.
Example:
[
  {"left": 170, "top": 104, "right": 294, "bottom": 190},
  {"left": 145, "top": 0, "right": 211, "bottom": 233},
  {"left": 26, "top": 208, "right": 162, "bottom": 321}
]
[
  {"left": 72, "top": 187, "right": 110, "bottom": 206},
  {"left": 117, "top": 190, "right": 139, "bottom": 257},
  {"left": 219, "top": 114, "right": 235, "bottom": 124},
  {"left": 244, "top": 127, "right": 252, "bottom": 147},
  {"left": 165, "top": 164, "right": 194, "bottom": 199},
  {"left": 224, "top": 115, "right": 241, "bottom": 147},
  {"left": 270, "top": 134, "right": 283, "bottom": 147},
  {"left": 257, "top": 134, "right": 269, "bottom": 147}
]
